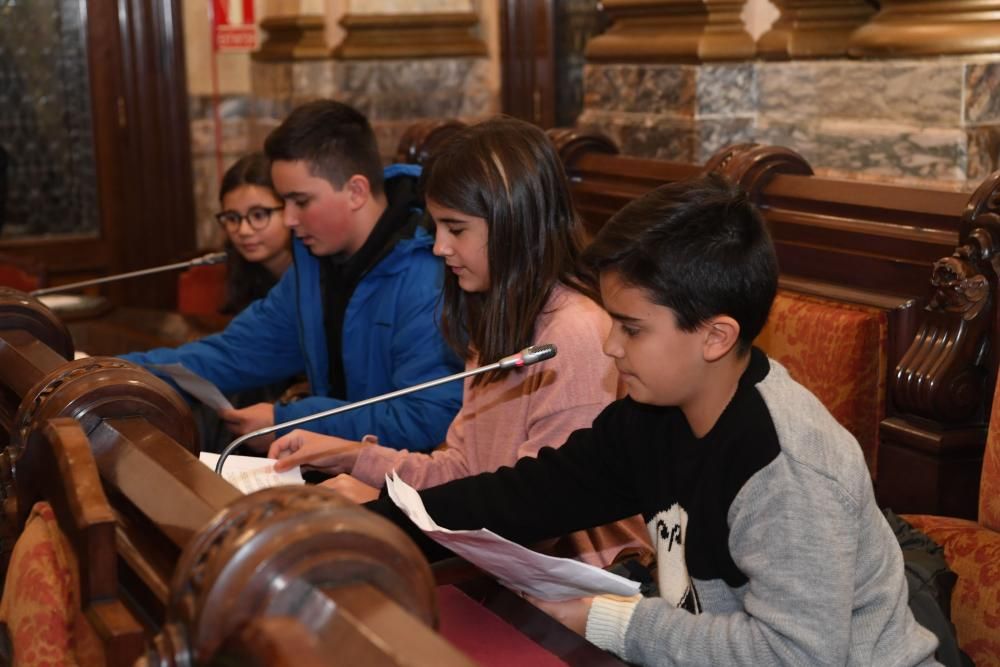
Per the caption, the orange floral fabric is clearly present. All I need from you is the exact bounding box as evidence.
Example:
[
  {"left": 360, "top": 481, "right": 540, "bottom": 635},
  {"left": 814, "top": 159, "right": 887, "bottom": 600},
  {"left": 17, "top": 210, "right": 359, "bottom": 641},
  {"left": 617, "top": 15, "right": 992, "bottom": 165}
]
[
  {"left": 0, "top": 502, "right": 105, "bottom": 666},
  {"left": 904, "top": 514, "right": 1000, "bottom": 667},
  {"left": 979, "top": 379, "right": 1000, "bottom": 532},
  {"left": 755, "top": 290, "right": 887, "bottom": 477}
]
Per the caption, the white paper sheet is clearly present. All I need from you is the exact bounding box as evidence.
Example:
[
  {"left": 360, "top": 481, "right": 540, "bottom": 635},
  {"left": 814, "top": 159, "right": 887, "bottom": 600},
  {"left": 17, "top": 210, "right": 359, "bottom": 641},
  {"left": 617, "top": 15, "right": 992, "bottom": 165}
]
[
  {"left": 386, "top": 472, "right": 641, "bottom": 601},
  {"left": 150, "top": 362, "right": 234, "bottom": 411},
  {"left": 200, "top": 452, "right": 304, "bottom": 494}
]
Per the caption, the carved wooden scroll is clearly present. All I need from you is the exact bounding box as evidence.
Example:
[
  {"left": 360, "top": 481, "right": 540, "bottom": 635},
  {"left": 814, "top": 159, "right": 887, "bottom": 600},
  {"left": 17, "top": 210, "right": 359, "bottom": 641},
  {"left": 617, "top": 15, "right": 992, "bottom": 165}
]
[
  {"left": 892, "top": 172, "right": 1000, "bottom": 424},
  {"left": 394, "top": 119, "right": 467, "bottom": 166},
  {"left": 705, "top": 142, "right": 815, "bottom": 196},
  {"left": 878, "top": 171, "right": 1000, "bottom": 518}
]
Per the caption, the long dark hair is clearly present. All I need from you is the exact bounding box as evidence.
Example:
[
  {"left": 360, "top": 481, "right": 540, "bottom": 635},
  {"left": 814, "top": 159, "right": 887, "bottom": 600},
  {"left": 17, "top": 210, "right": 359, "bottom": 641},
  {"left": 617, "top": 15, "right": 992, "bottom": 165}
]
[
  {"left": 424, "top": 116, "right": 595, "bottom": 384},
  {"left": 218, "top": 152, "right": 286, "bottom": 314}
]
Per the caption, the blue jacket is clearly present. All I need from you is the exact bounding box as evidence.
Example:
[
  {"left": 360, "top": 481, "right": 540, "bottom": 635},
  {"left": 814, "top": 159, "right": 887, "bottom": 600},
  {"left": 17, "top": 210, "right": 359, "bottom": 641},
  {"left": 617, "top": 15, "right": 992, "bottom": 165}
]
[{"left": 122, "top": 165, "right": 462, "bottom": 450}]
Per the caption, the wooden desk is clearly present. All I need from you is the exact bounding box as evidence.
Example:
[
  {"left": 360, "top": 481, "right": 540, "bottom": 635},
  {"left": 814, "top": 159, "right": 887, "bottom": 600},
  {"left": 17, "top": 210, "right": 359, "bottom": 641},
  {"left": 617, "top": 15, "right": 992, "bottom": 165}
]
[{"left": 65, "top": 306, "right": 229, "bottom": 356}]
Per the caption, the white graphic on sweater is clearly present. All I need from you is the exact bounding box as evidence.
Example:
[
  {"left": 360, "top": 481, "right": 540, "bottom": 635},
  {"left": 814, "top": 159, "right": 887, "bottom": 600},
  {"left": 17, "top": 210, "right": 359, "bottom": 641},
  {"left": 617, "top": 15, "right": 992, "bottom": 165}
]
[{"left": 649, "top": 504, "right": 701, "bottom": 613}]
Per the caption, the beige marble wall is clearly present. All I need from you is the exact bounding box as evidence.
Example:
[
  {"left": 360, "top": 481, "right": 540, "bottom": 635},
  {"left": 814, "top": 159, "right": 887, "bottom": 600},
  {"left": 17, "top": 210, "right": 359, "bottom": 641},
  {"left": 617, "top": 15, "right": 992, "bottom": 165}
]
[
  {"left": 580, "top": 57, "right": 1000, "bottom": 191},
  {"left": 183, "top": 0, "right": 497, "bottom": 249}
]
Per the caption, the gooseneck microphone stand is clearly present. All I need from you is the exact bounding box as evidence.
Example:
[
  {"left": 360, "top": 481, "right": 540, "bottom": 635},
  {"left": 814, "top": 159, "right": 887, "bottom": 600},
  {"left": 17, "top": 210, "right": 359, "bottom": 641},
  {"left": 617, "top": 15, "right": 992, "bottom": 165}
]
[
  {"left": 30, "top": 251, "right": 229, "bottom": 297},
  {"left": 214, "top": 343, "right": 558, "bottom": 474}
]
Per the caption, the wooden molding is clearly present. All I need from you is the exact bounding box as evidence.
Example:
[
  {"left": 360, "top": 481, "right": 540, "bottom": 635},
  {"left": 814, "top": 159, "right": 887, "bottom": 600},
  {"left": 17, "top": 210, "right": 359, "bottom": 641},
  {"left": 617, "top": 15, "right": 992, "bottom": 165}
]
[
  {"left": 254, "top": 15, "right": 329, "bottom": 61},
  {"left": 585, "top": 0, "right": 756, "bottom": 63},
  {"left": 758, "top": 1, "right": 876, "bottom": 59},
  {"left": 849, "top": 1, "right": 1000, "bottom": 57},
  {"left": 333, "top": 12, "right": 487, "bottom": 60}
]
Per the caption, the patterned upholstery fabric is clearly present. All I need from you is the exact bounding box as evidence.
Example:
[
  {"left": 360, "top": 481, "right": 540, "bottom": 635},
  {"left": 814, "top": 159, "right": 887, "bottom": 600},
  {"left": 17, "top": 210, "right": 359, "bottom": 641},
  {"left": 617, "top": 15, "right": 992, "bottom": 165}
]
[
  {"left": 0, "top": 502, "right": 105, "bottom": 666},
  {"left": 755, "top": 290, "right": 887, "bottom": 477},
  {"left": 904, "top": 373, "right": 1000, "bottom": 667}
]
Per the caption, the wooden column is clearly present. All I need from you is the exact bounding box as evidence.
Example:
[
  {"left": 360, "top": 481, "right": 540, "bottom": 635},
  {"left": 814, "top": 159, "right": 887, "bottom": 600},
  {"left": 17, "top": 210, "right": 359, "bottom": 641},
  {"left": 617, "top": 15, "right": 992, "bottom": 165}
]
[
  {"left": 850, "top": 0, "right": 1000, "bottom": 56},
  {"left": 758, "top": 1, "right": 875, "bottom": 59},
  {"left": 586, "top": 0, "right": 755, "bottom": 62}
]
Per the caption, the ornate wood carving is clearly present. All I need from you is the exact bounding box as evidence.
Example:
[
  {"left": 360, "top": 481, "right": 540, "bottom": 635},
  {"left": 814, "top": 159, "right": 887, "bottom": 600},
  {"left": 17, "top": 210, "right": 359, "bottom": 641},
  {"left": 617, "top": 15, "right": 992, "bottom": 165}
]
[
  {"left": 254, "top": 15, "right": 329, "bottom": 62},
  {"left": 17, "top": 419, "right": 146, "bottom": 665},
  {"left": 891, "top": 172, "right": 1000, "bottom": 424},
  {"left": 877, "top": 171, "right": 1000, "bottom": 518},
  {"left": 11, "top": 357, "right": 196, "bottom": 460},
  {"left": 585, "top": 0, "right": 756, "bottom": 63},
  {"left": 849, "top": 1, "right": 1000, "bottom": 57},
  {"left": 757, "top": 1, "right": 876, "bottom": 59},
  {"left": 144, "top": 486, "right": 471, "bottom": 666},
  {"left": 333, "top": 12, "right": 487, "bottom": 60},
  {"left": 395, "top": 119, "right": 467, "bottom": 166}
]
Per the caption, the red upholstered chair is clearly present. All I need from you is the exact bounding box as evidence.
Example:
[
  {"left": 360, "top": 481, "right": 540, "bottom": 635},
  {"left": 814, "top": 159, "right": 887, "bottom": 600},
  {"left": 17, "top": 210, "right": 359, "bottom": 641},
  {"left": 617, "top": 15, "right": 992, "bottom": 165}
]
[
  {"left": 177, "top": 261, "right": 227, "bottom": 315},
  {"left": 0, "top": 502, "right": 105, "bottom": 666},
  {"left": 0, "top": 251, "right": 46, "bottom": 293},
  {"left": 903, "top": 383, "right": 1000, "bottom": 666},
  {"left": 755, "top": 290, "right": 888, "bottom": 477}
]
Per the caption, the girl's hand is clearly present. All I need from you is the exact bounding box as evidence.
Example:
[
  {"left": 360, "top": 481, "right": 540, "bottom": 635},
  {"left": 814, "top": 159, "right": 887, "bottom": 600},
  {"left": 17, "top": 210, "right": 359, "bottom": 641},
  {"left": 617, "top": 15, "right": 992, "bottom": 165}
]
[
  {"left": 320, "top": 474, "right": 380, "bottom": 503},
  {"left": 523, "top": 594, "right": 594, "bottom": 636},
  {"left": 268, "top": 430, "right": 368, "bottom": 475}
]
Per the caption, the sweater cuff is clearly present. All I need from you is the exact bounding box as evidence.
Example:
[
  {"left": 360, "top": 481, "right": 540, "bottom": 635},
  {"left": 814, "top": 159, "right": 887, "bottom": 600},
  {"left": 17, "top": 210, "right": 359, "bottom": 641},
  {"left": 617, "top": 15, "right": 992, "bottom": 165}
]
[
  {"left": 352, "top": 446, "right": 398, "bottom": 487},
  {"left": 585, "top": 595, "right": 639, "bottom": 657}
]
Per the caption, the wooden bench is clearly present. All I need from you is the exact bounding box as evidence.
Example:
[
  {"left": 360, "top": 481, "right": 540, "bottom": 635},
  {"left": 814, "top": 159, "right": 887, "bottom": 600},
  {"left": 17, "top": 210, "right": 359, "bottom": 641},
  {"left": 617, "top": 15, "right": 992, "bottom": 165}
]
[
  {"left": 400, "top": 120, "right": 999, "bottom": 517},
  {"left": 0, "top": 289, "right": 623, "bottom": 666},
  {"left": 544, "top": 132, "right": 999, "bottom": 519}
]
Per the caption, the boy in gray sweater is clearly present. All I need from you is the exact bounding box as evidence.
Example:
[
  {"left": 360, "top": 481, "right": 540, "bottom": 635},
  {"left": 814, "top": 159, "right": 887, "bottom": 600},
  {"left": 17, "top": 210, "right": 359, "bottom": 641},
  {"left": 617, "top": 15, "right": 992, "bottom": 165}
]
[{"left": 366, "top": 175, "right": 941, "bottom": 665}]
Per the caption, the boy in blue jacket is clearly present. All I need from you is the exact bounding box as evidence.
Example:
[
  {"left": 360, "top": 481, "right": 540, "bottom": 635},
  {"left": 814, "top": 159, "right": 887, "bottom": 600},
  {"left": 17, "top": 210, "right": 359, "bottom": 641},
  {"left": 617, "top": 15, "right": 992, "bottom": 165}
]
[
  {"left": 123, "top": 100, "right": 462, "bottom": 451},
  {"left": 366, "top": 175, "right": 941, "bottom": 665}
]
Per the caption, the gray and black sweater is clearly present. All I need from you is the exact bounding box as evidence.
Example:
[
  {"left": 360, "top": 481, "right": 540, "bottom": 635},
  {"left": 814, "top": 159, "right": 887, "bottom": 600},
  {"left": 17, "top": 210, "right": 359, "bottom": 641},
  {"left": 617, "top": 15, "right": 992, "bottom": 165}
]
[{"left": 367, "top": 348, "right": 940, "bottom": 665}]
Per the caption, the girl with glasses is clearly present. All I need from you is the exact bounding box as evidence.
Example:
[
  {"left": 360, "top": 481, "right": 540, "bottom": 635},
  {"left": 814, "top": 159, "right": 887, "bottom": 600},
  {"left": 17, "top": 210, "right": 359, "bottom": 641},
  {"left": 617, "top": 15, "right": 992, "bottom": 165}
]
[
  {"left": 190, "top": 153, "right": 299, "bottom": 452},
  {"left": 214, "top": 152, "right": 292, "bottom": 314}
]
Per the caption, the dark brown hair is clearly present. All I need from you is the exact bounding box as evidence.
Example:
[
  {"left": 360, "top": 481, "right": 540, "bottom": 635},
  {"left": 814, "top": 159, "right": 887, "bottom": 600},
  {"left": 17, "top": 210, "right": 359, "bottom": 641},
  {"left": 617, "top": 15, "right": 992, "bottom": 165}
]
[
  {"left": 423, "top": 116, "right": 595, "bottom": 383},
  {"left": 263, "top": 99, "right": 384, "bottom": 196},
  {"left": 218, "top": 153, "right": 286, "bottom": 314},
  {"left": 583, "top": 174, "right": 778, "bottom": 354}
]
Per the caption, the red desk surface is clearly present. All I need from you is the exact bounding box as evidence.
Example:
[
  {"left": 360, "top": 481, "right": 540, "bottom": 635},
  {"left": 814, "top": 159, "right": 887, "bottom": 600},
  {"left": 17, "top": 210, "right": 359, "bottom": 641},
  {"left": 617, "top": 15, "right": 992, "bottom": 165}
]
[{"left": 437, "top": 580, "right": 627, "bottom": 667}]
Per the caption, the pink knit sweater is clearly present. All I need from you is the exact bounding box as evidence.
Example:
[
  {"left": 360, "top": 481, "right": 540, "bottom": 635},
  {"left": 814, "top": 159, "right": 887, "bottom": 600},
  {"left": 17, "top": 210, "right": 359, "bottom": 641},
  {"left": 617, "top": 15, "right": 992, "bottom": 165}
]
[{"left": 352, "top": 284, "right": 650, "bottom": 566}]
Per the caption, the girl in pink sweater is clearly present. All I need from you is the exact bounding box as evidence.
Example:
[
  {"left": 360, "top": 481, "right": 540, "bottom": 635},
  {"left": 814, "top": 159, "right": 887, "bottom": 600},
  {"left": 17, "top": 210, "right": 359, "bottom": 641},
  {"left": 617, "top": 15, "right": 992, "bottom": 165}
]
[{"left": 268, "top": 117, "right": 649, "bottom": 566}]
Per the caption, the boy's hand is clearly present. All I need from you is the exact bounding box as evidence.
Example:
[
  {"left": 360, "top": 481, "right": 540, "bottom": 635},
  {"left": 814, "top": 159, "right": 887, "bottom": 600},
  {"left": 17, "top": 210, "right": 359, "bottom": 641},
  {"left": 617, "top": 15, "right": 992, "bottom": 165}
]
[
  {"left": 268, "top": 430, "right": 368, "bottom": 475},
  {"left": 523, "top": 594, "right": 594, "bottom": 636},
  {"left": 220, "top": 403, "right": 274, "bottom": 434},
  {"left": 321, "top": 474, "right": 380, "bottom": 503},
  {"left": 219, "top": 403, "right": 276, "bottom": 452}
]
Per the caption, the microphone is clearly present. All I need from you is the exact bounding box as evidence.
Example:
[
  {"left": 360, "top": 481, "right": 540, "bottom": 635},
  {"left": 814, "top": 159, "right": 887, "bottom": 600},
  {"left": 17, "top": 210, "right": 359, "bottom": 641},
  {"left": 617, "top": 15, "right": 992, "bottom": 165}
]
[
  {"left": 30, "top": 251, "right": 229, "bottom": 297},
  {"left": 215, "top": 343, "right": 558, "bottom": 474}
]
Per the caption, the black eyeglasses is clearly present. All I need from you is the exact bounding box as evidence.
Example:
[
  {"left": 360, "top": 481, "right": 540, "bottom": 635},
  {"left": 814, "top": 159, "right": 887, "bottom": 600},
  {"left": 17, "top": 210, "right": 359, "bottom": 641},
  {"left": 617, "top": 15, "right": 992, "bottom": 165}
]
[{"left": 215, "top": 205, "right": 284, "bottom": 232}]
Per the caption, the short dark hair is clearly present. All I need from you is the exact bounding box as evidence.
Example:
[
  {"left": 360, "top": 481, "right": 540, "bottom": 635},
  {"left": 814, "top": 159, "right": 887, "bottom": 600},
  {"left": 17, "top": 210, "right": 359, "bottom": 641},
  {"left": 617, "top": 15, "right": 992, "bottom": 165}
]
[
  {"left": 423, "top": 116, "right": 595, "bottom": 381},
  {"left": 584, "top": 174, "right": 778, "bottom": 354},
  {"left": 218, "top": 152, "right": 273, "bottom": 202},
  {"left": 264, "top": 99, "right": 384, "bottom": 195}
]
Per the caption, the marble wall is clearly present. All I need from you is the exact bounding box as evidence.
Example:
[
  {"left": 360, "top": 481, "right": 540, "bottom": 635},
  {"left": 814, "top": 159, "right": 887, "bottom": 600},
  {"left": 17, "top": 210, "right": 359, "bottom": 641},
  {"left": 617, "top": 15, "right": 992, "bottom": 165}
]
[
  {"left": 580, "top": 57, "right": 1000, "bottom": 190},
  {"left": 182, "top": 0, "right": 497, "bottom": 249}
]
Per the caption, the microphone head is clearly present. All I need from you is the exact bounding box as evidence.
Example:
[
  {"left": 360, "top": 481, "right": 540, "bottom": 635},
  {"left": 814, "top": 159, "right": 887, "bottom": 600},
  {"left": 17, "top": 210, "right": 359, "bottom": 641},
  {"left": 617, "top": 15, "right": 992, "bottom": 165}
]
[
  {"left": 498, "top": 343, "right": 558, "bottom": 369},
  {"left": 193, "top": 251, "right": 228, "bottom": 266}
]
